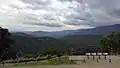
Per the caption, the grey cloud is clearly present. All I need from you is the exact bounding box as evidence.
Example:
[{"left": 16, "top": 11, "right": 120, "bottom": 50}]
[
  {"left": 19, "top": 0, "right": 95, "bottom": 27},
  {"left": 20, "top": 18, "right": 63, "bottom": 27},
  {"left": 60, "top": 0, "right": 120, "bottom": 9},
  {"left": 20, "top": 0, "right": 51, "bottom": 10},
  {"left": 98, "top": 0, "right": 120, "bottom": 10},
  {"left": 9, "top": 4, "right": 23, "bottom": 9},
  {"left": 2, "top": 0, "right": 120, "bottom": 31},
  {"left": 20, "top": 0, "right": 120, "bottom": 27},
  {"left": 64, "top": 19, "right": 90, "bottom": 26},
  {"left": 64, "top": 0, "right": 120, "bottom": 26},
  {"left": 17, "top": 11, "right": 63, "bottom": 27},
  {"left": 108, "top": 9, "right": 120, "bottom": 18},
  {"left": 29, "top": 21, "right": 63, "bottom": 27},
  {"left": 68, "top": 12, "right": 92, "bottom": 20},
  {"left": 21, "top": 0, "right": 51, "bottom": 5},
  {"left": 43, "top": 15, "right": 57, "bottom": 21},
  {"left": 87, "top": 0, "right": 120, "bottom": 12},
  {"left": 59, "top": 0, "right": 82, "bottom": 2}
]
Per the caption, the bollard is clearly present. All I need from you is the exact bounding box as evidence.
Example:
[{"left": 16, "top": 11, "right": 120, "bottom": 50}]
[
  {"left": 83, "top": 59, "right": 86, "bottom": 63},
  {"left": 98, "top": 55, "right": 101, "bottom": 59},
  {"left": 25, "top": 61, "right": 27, "bottom": 64},
  {"left": 87, "top": 56, "right": 89, "bottom": 59},
  {"left": 86, "top": 53, "right": 90, "bottom": 59},
  {"left": 105, "top": 55, "right": 107, "bottom": 59},
  {"left": 36, "top": 59, "right": 39, "bottom": 62},
  {"left": 97, "top": 53, "right": 102, "bottom": 59},
  {"left": 103, "top": 53, "right": 108, "bottom": 60},
  {"left": 97, "top": 59, "right": 99, "bottom": 63},
  {"left": 92, "top": 53, "right": 96, "bottom": 59},
  {"left": 93, "top": 56, "right": 95, "bottom": 59},
  {"left": 109, "top": 59, "right": 112, "bottom": 63}
]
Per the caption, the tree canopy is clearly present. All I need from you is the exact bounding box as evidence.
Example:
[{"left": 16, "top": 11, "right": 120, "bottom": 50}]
[
  {"left": 101, "top": 32, "right": 120, "bottom": 54},
  {"left": 0, "top": 27, "right": 14, "bottom": 61}
]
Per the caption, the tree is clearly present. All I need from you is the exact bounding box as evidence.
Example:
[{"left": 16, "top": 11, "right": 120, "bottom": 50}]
[
  {"left": 101, "top": 32, "right": 120, "bottom": 55},
  {"left": 0, "top": 27, "right": 14, "bottom": 62},
  {"left": 43, "top": 48, "right": 58, "bottom": 56}
]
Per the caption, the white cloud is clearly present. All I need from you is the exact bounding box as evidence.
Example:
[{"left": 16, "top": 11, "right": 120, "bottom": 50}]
[{"left": 0, "top": 0, "right": 120, "bottom": 31}]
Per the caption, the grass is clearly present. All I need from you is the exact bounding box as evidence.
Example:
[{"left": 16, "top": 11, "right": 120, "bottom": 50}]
[{"left": 10, "top": 56, "right": 74, "bottom": 66}]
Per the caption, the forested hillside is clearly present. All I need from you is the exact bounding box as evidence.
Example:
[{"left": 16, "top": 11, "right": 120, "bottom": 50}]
[
  {"left": 10, "top": 33, "right": 103, "bottom": 54},
  {"left": 11, "top": 34, "right": 69, "bottom": 53},
  {"left": 60, "top": 35, "right": 103, "bottom": 46}
]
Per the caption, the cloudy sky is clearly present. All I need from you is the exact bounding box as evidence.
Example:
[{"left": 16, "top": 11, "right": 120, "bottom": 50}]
[{"left": 0, "top": 0, "right": 120, "bottom": 31}]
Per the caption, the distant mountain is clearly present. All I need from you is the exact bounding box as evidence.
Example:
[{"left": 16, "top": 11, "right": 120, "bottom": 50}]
[
  {"left": 73, "top": 24, "right": 120, "bottom": 35},
  {"left": 12, "top": 32, "right": 32, "bottom": 37},
  {"left": 24, "top": 30, "right": 77, "bottom": 38},
  {"left": 23, "top": 24, "right": 120, "bottom": 38},
  {"left": 9, "top": 24, "right": 120, "bottom": 54}
]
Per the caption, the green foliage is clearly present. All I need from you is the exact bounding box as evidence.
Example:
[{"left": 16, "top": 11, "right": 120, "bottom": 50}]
[
  {"left": 60, "top": 35, "right": 103, "bottom": 46},
  {"left": 11, "top": 56, "right": 72, "bottom": 66},
  {"left": 0, "top": 27, "right": 14, "bottom": 61},
  {"left": 43, "top": 48, "right": 59, "bottom": 56},
  {"left": 101, "top": 32, "right": 120, "bottom": 54},
  {"left": 23, "top": 54, "right": 34, "bottom": 58}
]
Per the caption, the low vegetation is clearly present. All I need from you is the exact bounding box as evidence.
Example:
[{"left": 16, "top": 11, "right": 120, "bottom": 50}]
[{"left": 4, "top": 56, "right": 74, "bottom": 66}]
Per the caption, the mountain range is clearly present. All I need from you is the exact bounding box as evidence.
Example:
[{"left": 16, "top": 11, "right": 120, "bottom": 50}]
[
  {"left": 10, "top": 24, "right": 120, "bottom": 53},
  {"left": 16, "top": 24, "right": 120, "bottom": 38}
]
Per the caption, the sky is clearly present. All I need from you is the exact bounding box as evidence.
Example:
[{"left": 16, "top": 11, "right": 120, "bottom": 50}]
[{"left": 0, "top": 0, "right": 120, "bottom": 32}]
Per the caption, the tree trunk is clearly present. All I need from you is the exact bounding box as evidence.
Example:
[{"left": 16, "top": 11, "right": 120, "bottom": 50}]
[{"left": 0, "top": 51, "right": 5, "bottom": 62}]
